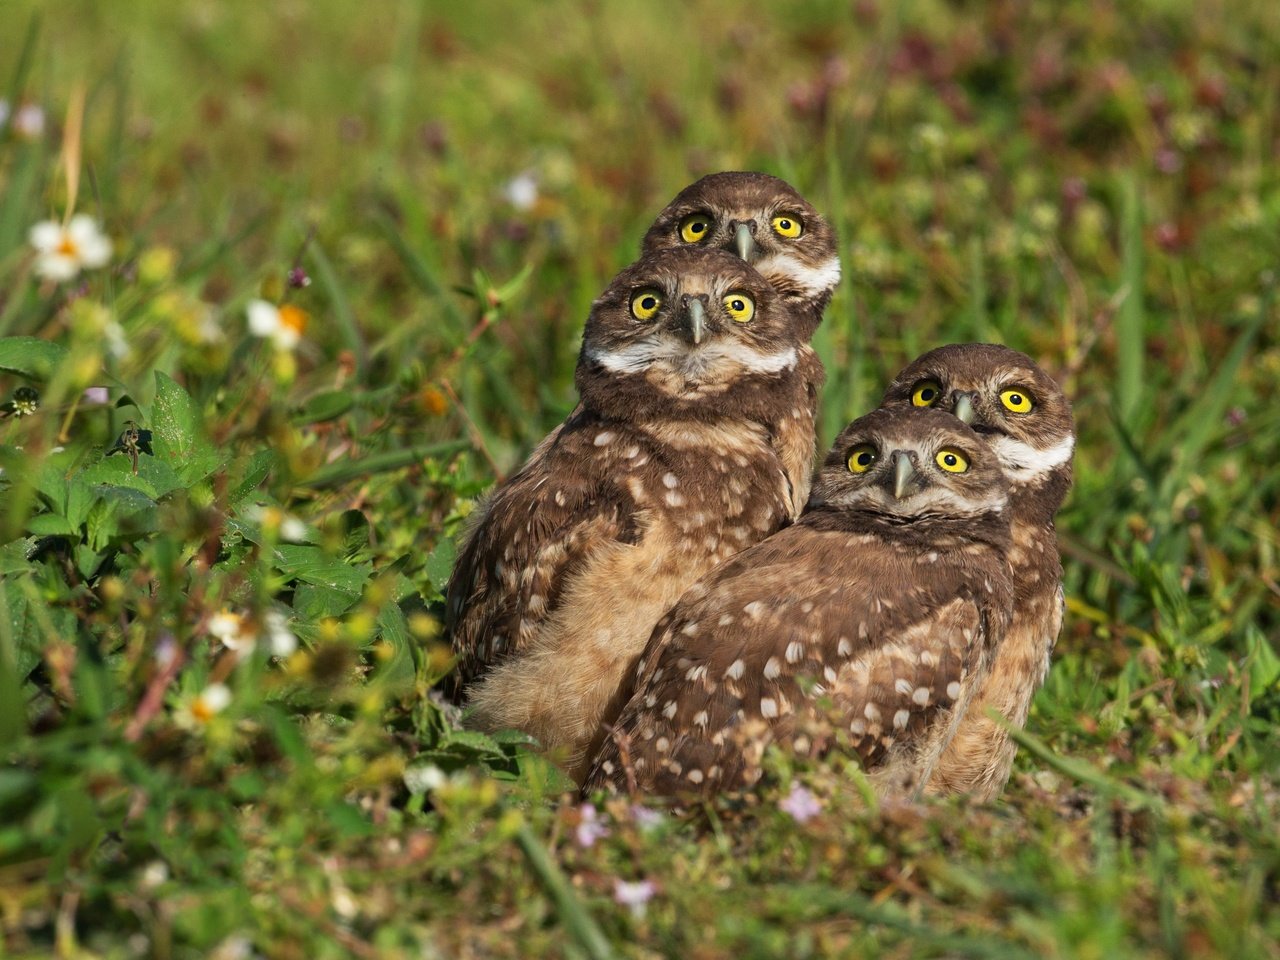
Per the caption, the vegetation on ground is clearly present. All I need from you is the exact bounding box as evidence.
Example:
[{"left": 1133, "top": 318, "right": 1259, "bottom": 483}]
[{"left": 0, "top": 1, "right": 1277, "bottom": 956}]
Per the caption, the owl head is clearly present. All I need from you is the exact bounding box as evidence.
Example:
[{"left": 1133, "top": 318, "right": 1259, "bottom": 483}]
[
  {"left": 810, "top": 407, "right": 1008, "bottom": 529},
  {"left": 576, "top": 246, "right": 803, "bottom": 423},
  {"left": 641, "top": 172, "right": 840, "bottom": 337},
  {"left": 880, "top": 344, "right": 1075, "bottom": 518}
]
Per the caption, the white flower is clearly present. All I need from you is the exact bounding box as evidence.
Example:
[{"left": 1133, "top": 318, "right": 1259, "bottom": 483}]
[
  {"left": 279, "top": 516, "right": 308, "bottom": 543},
  {"left": 403, "top": 763, "right": 449, "bottom": 795},
  {"left": 29, "top": 214, "right": 112, "bottom": 282},
  {"left": 13, "top": 103, "right": 44, "bottom": 139},
  {"left": 504, "top": 172, "right": 538, "bottom": 211},
  {"left": 575, "top": 804, "right": 609, "bottom": 848},
  {"left": 246, "top": 299, "right": 307, "bottom": 350},
  {"left": 176, "top": 682, "right": 233, "bottom": 728},
  {"left": 139, "top": 860, "right": 169, "bottom": 890},
  {"left": 612, "top": 879, "right": 656, "bottom": 917},
  {"left": 208, "top": 610, "right": 257, "bottom": 653},
  {"left": 264, "top": 610, "right": 297, "bottom": 658},
  {"left": 778, "top": 782, "right": 822, "bottom": 823}
]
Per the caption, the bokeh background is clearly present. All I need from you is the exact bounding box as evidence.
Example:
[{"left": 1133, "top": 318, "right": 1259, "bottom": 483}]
[{"left": 1, "top": 1, "right": 1277, "bottom": 956}]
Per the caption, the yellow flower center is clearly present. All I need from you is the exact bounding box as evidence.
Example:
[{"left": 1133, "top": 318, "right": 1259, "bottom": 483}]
[
  {"left": 56, "top": 234, "right": 80, "bottom": 257},
  {"left": 191, "top": 697, "right": 217, "bottom": 722},
  {"left": 278, "top": 304, "right": 308, "bottom": 336}
]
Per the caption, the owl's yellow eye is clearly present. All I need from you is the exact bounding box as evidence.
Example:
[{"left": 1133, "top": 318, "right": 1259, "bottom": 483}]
[
  {"left": 679, "top": 214, "right": 712, "bottom": 244},
  {"left": 722, "top": 292, "right": 755, "bottom": 323},
  {"left": 630, "top": 289, "right": 663, "bottom": 321},
  {"left": 999, "top": 388, "right": 1034, "bottom": 414},
  {"left": 935, "top": 448, "right": 969, "bottom": 473},
  {"left": 771, "top": 215, "right": 803, "bottom": 238},
  {"left": 847, "top": 444, "right": 878, "bottom": 473},
  {"left": 911, "top": 380, "right": 942, "bottom": 408}
]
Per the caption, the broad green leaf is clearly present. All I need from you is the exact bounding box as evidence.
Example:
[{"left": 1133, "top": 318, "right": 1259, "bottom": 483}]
[
  {"left": 79, "top": 454, "right": 184, "bottom": 501},
  {"left": 0, "top": 337, "right": 68, "bottom": 379},
  {"left": 426, "top": 539, "right": 456, "bottom": 591},
  {"left": 25, "top": 513, "right": 76, "bottom": 536},
  {"left": 375, "top": 602, "right": 415, "bottom": 690},
  {"left": 151, "top": 371, "right": 223, "bottom": 485},
  {"left": 228, "top": 449, "right": 276, "bottom": 504},
  {"left": 293, "top": 582, "right": 360, "bottom": 620},
  {"left": 272, "top": 544, "right": 372, "bottom": 595}
]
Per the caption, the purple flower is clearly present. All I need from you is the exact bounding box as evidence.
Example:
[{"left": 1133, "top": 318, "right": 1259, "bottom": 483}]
[
  {"left": 287, "top": 266, "right": 311, "bottom": 289},
  {"left": 630, "top": 804, "right": 663, "bottom": 832},
  {"left": 575, "top": 804, "right": 609, "bottom": 848},
  {"left": 779, "top": 783, "right": 823, "bottom": 824},
  {"left": 613, "top": 879, "right": 656, "bottom": 917}
]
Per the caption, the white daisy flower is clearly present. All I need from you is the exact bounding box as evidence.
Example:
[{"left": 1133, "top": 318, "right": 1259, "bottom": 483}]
[
  {"left": 208, "top": 610, "right": 257, "bottom": 653},
  {"left": 29, "top": 214, "right": 113, "bottom": 282},
  {"left": 264, "top": 610, "right": 297, "bottom": 658},
  {"left": 175, "top": 682, "right": 233, "bottom": 728},
  {"left": 246, "top": 299, "right": 307, "bottom": 351}
]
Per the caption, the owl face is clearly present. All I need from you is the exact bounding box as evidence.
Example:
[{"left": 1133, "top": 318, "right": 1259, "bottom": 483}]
[
  {"left": 578, "top": 246, "right": 800, "bottom": 405},
  {"left": 880, "top": 344, "right": 1075, "bottom": 493},
  {"left": 641, "top": 172, "right": 840, "bottom": 320},
  {"left": 811, "top": 407, "right": 1007, "bottom": 520}
]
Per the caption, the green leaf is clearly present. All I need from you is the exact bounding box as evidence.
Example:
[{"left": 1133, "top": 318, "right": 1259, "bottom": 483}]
[
  {"left": 0, "top": 541, "right": 34, "bottom": 576},
  {"left": 295, "top": 388, "right": 354, "bottom": 425},
  {"left": 25, "top": 513, "right": 76, "bottom": 536},
  {"left": 426, "top": 539, "right": 456, "bottom": 591},
  {"left": 293, "top": 582, "right": 360, "bottom": 620},
  {"left": 272, "top": 544, "right": 372, "bottom": 595},
  {"left": 0, "top": 337, "right": 68, "bottom": 380},
  {"left": 228, "top": 449, "right": 276, "bottom": 504},
  {"left": 151, "top": 371, "right": 223, "bottom": 485},
  {"left": 79, "top": 454, "right": 184, "bottom": 501},
  {"left": 1246, "top": 626, "right": 1280, "bottom": 704},
  {"left": 375, "top": 602, "right": 415, "bottom": 690}
]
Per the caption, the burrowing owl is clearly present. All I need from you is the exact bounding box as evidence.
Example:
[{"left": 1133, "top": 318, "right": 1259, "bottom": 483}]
[
  {"left": 583, "top": 407, "right": 1014, "bottom": 798},
  {"left": 446, "top": 247, "right": 808, "bottom": 781},
  {"left": 642, "top": 172, "right": 841, "bottom": 516},
  {"left": 881, "top": 343, "right": 1075, "bottom": 800}
]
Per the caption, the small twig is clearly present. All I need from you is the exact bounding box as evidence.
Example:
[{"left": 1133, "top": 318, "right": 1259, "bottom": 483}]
[
  {"left": 124, "top": 641, "right": 186, "bottom": 743},
  {"left": 440, "top": 379, "right": 501, "bottom": 478}
]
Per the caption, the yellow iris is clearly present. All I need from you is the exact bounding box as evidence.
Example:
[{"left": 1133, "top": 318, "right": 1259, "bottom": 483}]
[
  {"left": 1000, "top": 388, "right": 1033, "bottom": 413},
  {"left": 771, "top": 215, "right": 803, "bottom": 238},
  {"left": 911, "top": 380, "right": 942, "bottom": 408},
  {"left": 935, "top": 448, "right": 969, "bottom": 473},
  {"left": 723, "top": 292, "right": 755, "bottom": 323},
  {"left": 679, "top": 214, "right": 712, "bottom": 244},
  {"left": 630, "top": 290, "right": 663, "bottom": 321},
  {"left": 847, "top": 444, "right": 877, "bottom": 473}
]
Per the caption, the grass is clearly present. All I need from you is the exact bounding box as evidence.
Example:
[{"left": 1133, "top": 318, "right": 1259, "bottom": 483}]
[{"left": 0, "top": 0, "right": 1278, "bottom": 956}]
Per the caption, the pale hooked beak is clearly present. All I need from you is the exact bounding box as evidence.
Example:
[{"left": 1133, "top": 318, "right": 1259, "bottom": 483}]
[
  {"left": 953, "top": 393, "right": 976, "bottom": 425},
  {"left": 734, "top": 222, "right": 756, "bottom": 262},
  {"left": 684, "top": 297, "right": 706, "bottom": 345},
  {"left": 892, "top": 451, "right": 916, "bottom": 500}
]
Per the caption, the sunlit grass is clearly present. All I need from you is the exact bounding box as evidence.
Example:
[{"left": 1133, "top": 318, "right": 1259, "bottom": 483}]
[{"left": 0, "top": 0, "right": 1277, "bottom": 956}]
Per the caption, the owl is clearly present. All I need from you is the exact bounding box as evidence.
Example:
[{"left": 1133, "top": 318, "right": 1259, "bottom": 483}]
[
  {"left": 880, "top": 343, "right": 1075, "bottom": 800},
  {"left": 446, "top": 247, "right": 807, "bottom": 782},
  {"left": 583, "top": 407, "right": 1014, "bottom": 799},
  {"left": 642, "top": 171, "right": 841, "bottom": 516}
]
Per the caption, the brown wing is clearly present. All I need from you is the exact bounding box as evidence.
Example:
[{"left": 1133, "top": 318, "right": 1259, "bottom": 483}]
[
  {"left": 445, "top": 410, "right": 642, "bottom": 692},
  {"left": 584, "top": 512, "right": 1005, "bottom": 796}
]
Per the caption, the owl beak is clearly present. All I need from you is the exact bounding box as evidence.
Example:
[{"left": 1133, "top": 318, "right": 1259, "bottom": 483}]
[
  {"left": 733, "top": 222, "right": 757, "bottom": 262},
  {"left": 892, "top": 451, "right": 916, "bottom": 500},
  {"left": 682, "top": 297, "right": 706, "bottom": 345},
  {"left": 953, "top": 393, "right": 976, "bottom": 425}
]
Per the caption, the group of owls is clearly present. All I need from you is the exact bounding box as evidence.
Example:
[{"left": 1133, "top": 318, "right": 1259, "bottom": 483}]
[{"left": 444, "top": 172, "right": 1075, "bottom": 803}]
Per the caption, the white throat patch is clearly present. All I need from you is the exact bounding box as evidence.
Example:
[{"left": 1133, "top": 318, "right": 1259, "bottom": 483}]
[
  {"left": 753, "top": 253, "right": 842, "bottom": 298},
  {"left": 989, "top": 433, "right": 1075, "bottom": 484},
  {"left": 585, "top": 339, "right": 797, "bottom": 378}
]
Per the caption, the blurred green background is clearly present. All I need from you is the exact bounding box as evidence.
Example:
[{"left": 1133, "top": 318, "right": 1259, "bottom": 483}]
[{"left": 0, "top": 1, "right": 1277, "bottom": 957}]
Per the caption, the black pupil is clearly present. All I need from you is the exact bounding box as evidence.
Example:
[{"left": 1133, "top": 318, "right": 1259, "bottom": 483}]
[
  {"left": 945, "top": 454, "right": 956, "bottom": 465},
  {"left": 921, "top": 387, "right": 935, "bottom": 401},
  {"left": 642, "top": 297, "right": 655, "bottom": 309},
  {"left": 780, "top": 220, "right": 791, "bottom": 229},
  {"left": 732, "top": 299, "right": 744, "bottom": 311},
  {"left": 1010, "top": 394, "right": 1022, "bottom": 404},
  {"left": 858, "top": 453, "right": 872, "bottom": 465},
  {"left": 692, "top": 221, "right": 705, "bottom": 233}
]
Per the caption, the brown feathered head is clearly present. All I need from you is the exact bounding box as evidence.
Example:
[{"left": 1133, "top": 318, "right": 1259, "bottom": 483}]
[
  {"left": 880, "top": 343, "right": 1075, "bottom": 520},
  {"left": 641, "top": 171, "right": 840, "bottom": 338},
  {"left": 575, "top": 246, "right": 804, "bottom": 424}
]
